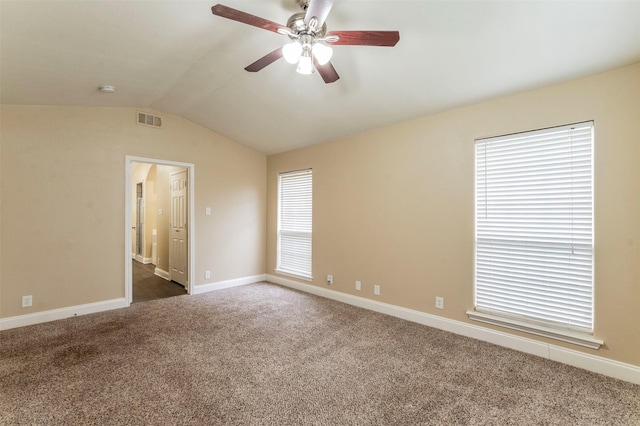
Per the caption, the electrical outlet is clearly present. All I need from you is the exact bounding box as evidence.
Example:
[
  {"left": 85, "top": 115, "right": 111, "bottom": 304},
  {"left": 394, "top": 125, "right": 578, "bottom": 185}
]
[
  {"left": 374, "top": 285, "right": 380, "bottom": 296},
  {"left": 204, "top": 270, "right": 211, "bottom": 279},
  {"left": 327, "top": 275, "right": 333, "bottom": 285},
  {"left": 22, "top": 295, "right": 32, "bottom": 308},
  {"left": 435, "top": 296, "right": 444, "bottom": 310},
  {"left": 355, "top": 280, "right": 361, "bottom": 291}
]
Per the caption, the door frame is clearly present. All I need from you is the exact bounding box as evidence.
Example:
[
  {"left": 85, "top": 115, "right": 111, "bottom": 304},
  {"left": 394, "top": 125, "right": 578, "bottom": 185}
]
[{"left": 124, "top": 155, "right": 195, "bottom": 304}]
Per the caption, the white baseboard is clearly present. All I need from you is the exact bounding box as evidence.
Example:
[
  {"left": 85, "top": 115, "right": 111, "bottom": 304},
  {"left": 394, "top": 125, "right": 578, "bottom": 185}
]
[
  {"left": 154, "top": 267, "right": 170, "bottom": 280},
  {"left": 0, "top": 273, "right": 264, "bottom": 331},
  {"left": 192, "top": 274, "right": 266, "bottom": 295},
  {"left": 549, "top": 345, "right": 640, "bottom": 384},
  {"left": 265, "top": 274, "right": 640, "bottom": 385},
  {"left": 0, "top": 298, "right": 129, "bottom": 331}
]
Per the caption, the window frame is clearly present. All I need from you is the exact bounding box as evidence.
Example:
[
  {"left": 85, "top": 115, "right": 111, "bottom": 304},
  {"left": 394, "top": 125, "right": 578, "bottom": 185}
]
[
  {"left": 276, "top": 168, "right": 313, "bottom": 281},
  {"left": 467, "top": 121, "right": 602, "bottom": 349}
]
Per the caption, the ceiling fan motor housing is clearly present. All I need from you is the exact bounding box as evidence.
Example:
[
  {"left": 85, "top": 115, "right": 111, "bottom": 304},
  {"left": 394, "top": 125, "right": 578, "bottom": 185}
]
[{"left": 286, "top": 12, "right": 327, "bottom": 39}]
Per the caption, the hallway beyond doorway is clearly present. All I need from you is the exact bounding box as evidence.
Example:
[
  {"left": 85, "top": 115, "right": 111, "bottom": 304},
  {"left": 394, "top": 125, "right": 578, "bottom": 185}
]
[{"left": 132, "top": 260, "right": 186, "bottom": 303}]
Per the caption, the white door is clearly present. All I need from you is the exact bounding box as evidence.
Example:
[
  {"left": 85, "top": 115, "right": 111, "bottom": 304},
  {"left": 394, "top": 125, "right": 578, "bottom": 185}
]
[{"left": 169, "top": 169, "right": 188, "bottom": 286}]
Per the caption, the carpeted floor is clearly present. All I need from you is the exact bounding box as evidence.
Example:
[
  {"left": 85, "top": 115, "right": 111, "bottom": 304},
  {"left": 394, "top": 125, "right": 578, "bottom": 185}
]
[{"left": 1, "top": 282, "right": 638, "bottom": 425}]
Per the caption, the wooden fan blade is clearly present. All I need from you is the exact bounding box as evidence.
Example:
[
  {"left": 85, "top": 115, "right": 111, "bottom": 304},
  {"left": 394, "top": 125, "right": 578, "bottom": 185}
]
[
  {"left": 245, "top": 48, "right": 283, "bottom": 72},
  {"left": 212, "top": 4, "right": 288, "bottom": 34},
  {"left": 314, "top": 59, "right": 339, "bottom": 84},
  {"left": 304, "top": 0, "right": 334, "bottom": 28},
  {"left": 325, "top": 30, "right": 400, "bottom": 46}
]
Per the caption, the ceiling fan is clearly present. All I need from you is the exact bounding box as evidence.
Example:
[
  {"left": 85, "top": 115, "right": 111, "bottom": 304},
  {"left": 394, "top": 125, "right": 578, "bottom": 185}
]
[{"left": 211, "top": 0, "right": 400, "bottom": 83}]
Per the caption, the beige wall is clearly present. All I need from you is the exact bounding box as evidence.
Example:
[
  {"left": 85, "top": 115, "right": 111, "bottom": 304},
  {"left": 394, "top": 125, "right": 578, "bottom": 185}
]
[
  {"left": 131, "top": 162, "right": 160, "bottom": 264},
  {"left": 267, "top": 63, "right": 640, "bottom": 366},
  {"left": 144, "top": 165, "right": 157, "bottom": 262},
  {"left": 131, "top": 162, "right": 152, "bottom": 259},
  {"left": 156, "top": 165, "right": 172, "bottom": 274},
  {"left": 0, "top": 106, "right": 266, "bottom": 318}
]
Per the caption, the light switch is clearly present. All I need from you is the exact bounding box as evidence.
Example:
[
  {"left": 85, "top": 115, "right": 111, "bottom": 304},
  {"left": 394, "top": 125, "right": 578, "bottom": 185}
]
[
  {"left": 157, "top": 208, "right": 163, "bottom": 215},
  {"left": 205, "top": 207, "right": 211, "bottom": 216}
]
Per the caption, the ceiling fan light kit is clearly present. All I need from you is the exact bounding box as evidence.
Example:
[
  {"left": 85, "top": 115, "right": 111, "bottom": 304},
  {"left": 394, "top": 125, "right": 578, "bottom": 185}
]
[{"left": 211, "top": 0, "right": 399, "bottom": 83}]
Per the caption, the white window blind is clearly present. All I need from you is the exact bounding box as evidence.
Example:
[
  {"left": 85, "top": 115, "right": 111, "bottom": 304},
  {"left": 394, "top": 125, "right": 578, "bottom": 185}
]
[
  {"left": 277, "top": 169, "right": 312, "bottom": 279},
  {"left": 474, "top": 122, "right": 594, "bottom": 333}
]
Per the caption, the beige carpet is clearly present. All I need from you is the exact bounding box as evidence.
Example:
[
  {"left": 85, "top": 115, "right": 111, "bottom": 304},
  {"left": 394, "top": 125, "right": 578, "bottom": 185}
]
[{"left": 1, "top": 282, "right": 638, "bottom": 425}]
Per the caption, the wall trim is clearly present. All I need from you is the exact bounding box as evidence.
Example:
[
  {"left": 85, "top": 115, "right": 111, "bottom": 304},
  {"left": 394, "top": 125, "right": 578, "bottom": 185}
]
[
  {"left": 192, "top": 274, "right": 266, "bottom": 295},
  {"left": 134, "top": 255, "right": 153, "bottom": 264},
  {"left": 154, "top": 267, "right": 170, "bottom": 281},
  {"left": 0, "top": 298, "right": 129, "bottom": 331},
  {"left": 0, "top": 273, "right": 265, "bottom": 331},
  {"left": 265, "top": 274, "right": 640, "bottom": 385},
  {"left": 466, "top": 310, "right": 603, "bottom": 350}
]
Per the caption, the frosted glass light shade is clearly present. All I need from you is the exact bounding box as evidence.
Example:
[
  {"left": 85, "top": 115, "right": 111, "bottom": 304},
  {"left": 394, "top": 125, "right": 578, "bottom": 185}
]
[
  {"left": 312, "top": 43, "right": 333, "bottom": 65},
  {"left": 297, "top": 54, "right": 313, "bottom": 74},
  {"left": 282, "top": 42, "right": 302, "bottom": 64}
]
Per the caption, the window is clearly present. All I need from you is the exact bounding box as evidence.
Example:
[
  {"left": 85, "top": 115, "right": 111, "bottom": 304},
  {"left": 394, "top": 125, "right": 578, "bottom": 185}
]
[
  {"left": 469, "top": 122, "right": 601, "bottom": 349},
  {"left": 277, "top": 169, "right": 312, "bottom": 280}
]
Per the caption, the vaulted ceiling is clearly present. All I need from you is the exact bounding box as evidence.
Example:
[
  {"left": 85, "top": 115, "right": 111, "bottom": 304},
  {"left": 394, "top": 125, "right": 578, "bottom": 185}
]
[{"left": 2, "top": 1, "right": 640, "bottom": 154}]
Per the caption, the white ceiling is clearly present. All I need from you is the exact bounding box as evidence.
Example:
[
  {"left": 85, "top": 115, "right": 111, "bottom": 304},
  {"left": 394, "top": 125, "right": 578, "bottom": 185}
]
[{"left": 2, "top": 0, "right": 640, "bottom": 155}]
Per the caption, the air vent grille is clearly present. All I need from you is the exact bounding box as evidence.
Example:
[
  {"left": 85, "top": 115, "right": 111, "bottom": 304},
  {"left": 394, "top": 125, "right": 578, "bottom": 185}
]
[{"left": 137, "top": 111, "right": 162, "bottom": 128}]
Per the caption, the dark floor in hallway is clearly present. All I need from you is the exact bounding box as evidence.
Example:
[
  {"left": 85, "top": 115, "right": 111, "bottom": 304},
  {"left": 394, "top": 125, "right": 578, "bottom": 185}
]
[{"left": 133, "top": 260, "right": 187, "bottom": 303}]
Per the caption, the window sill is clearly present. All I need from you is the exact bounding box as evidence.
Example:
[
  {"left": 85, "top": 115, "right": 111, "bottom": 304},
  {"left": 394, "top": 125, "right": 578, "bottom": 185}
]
[
  {"left": 466, "top": 310, "right": 603, "bottom": 350},
  {"left": 274, "top": 269, "right": 313, "bottom": 282}
]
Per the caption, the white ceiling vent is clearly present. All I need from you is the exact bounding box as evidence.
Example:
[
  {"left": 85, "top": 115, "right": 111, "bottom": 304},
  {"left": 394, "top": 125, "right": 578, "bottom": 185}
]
[{"left": 137, "top": 111, "right": 162, "bottom": 128}]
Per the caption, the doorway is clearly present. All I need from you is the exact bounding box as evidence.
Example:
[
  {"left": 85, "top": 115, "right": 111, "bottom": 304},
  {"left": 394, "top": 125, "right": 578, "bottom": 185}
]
[{"left": 125, "top": 156, "right": 195, "bottom": 305}]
